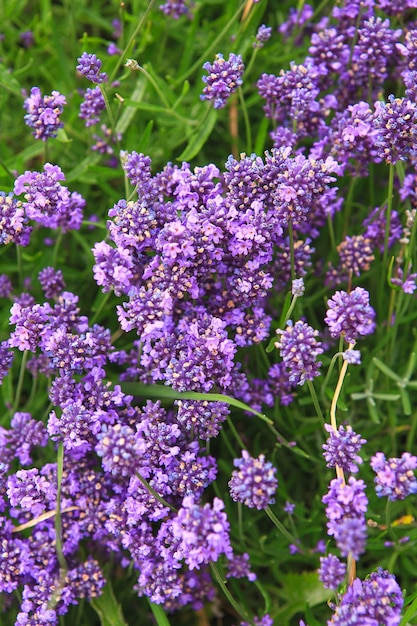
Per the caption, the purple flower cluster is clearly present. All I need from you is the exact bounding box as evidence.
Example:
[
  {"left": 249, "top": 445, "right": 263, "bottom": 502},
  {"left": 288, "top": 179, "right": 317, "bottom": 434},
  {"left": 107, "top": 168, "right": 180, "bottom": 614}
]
[
  {"left": 322, "top": 477, "right": 368, "bottom": 559},
  {"left": 23, "top": 86, "right": 66, "bottom": 141},
  {"left": 76, "top": 52, "right": 107, "bottom": 84},
  {"left": 0, "top": 192, "right": 31, "bottom": 246},
  {"left": 79, "top": 86, "right": 105, "bottom": 126},
  {"left": 201, "top": 53, "right": 244, "bottom": 108},
  {"left": 275, "top": 320, "right": 323, "bottom": 385},
  {"left": 323, "top": 424, "right": 366, "bottom": 474},
  {"left": 370, "top": 452, "right": 417, "bottom": 500},
  {"left": 318, "top": 554, "right": 346, "bottom": 590},
  {"left": 329, "top": 569, "right": 403, "bottom": 626},
  {"left": 325, "top": 287, "right": 376, "bottom": 344},
  {"left": 228, "top": 450, "right": 278, "bottom": 510},
  {"left": 13, "top": 163, "right": 85, "bottom": 231}
]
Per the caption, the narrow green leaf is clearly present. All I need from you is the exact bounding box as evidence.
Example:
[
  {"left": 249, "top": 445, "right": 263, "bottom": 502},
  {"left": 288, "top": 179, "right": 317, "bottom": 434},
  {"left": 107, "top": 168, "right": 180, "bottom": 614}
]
[
  {"left": 177, "top": 108, "right": 217, "bottom": 162},
  {"left": 90, "top": 582, "right": 128, "bottom": 626},
  {"left": 116, "top": 77, "right": 147, "bottom": 135},
  {"left": 373, "top": 357, "right": 402, "bottom": 382},
  {"left": 148, "top": 600, "right": 172, "bottom": 626},
  {"left": 400, "top": 589, "right": 417, "bottom": 626}
]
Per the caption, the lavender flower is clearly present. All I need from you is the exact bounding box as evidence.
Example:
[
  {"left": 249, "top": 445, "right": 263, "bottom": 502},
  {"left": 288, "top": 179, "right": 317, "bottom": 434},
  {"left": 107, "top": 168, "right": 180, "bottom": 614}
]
[
  {"left": 318, "top": 554, "right": 346, "bottom": 590},
  {"left": 228, "top": 450, "right": 278, "bottom": 510},
  {"left": 79, "top": 86, "right": 105, "bottom": 126},
  {"left": 329, "top": 569, "right": 403, "bottom": 626},
  {"left": 0, "top": 192, "right": 31, "bottom": 246},
  {"left": 76, "top": 52, "right": 107, "bottom": 83},
  {"left": 160, "top": 0, "right": 190, "bottom": 18},
  {"left": 323, "top": 424, "right": 366, "bottom": 474},
  {"left": 374, "top": 95, "right": 417, "bottom": 164},
  {"left": 275, "top": 320, "right": 323, "bottom": 385},
  {"left": 96, "top": 423, "right": 145, "bottom": 477},
  {"left": 38, "top": 267, "right": 65, "bottom": 299},
  {"left": 324, "top": 287, "right": 376, "bottom": 344},
  {"left": 14, "top": 163, "right": 85, "bottom": 231},
  {"left": 23, "top": 86, "right": 66, "bottom": 141},
  {"left": 7, "top": 468, "right": 56, "bottom": 517},
  {"left": 201, "top": 53, "right": 244, "bottom": 109},
  {"left": 370, "top": 452, "right": 417, "bottom": 501},
  {"left": 0, "top": 340, "right": 14, "bottom": 384},
  {"left": 322, "top": 477, "right": 368, "bottom": 559},
  {"left": 171, "top": 496, "right": 233, "bottom": 569},
  {"left": 253, "top": 24, "right": 272, "bottom": 49},
  {"left": 120, "top": 151, "right": 153, "bottom": 194}
]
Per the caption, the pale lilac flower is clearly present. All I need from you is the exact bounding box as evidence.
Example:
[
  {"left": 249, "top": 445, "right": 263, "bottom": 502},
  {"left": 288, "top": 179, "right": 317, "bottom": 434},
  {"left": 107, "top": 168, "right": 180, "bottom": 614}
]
[
  {"left": 325, "top": 287, "right": 376, "bottom": 343},
  {"left": 201, "top": 53, "right": 244, "bottom": 109},
  {"left": 318, "top": 554, "right": 346, "bottom": 589},
  {"left": 23, "top": 87, "right": 66, "bottom": 141},
  {"left": 370, "top": 452, "right": 417, "bottom": 501},
  {"left": 229, "top": 450, "right": 278, "bottom": 510}
]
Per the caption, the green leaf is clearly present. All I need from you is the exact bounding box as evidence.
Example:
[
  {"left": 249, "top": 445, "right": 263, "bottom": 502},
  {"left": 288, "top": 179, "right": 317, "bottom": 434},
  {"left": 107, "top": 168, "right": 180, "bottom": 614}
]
[
  {"left": 373, "top": 357, "right": 402, "bottom": 382},
  {"left": 148, "top": 601, "right": 172, "bottom": 626},
  {"left": 0, "top": 63, "right": 22, "bottom": 96},
  {"left": 177, "top": 108, "right": 217, "bottom": 162},
  {"left": 274, "top": 572, "right": 332, "bottom": 622},
  {"left": 90, "top": 582, "right": 128, "bottom": 626},
  {"left": 116, "top": 78, "right": 147, "bottom": 135},
  {"left": 400, "top": 589, "right": 417, "bottom": 626}
]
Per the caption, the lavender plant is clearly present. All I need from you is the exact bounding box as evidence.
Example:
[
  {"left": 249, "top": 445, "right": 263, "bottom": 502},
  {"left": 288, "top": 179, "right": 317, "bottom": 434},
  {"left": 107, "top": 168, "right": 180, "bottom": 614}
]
[{"left": 1, "top": 1, "right": 417, "bottom": 625}]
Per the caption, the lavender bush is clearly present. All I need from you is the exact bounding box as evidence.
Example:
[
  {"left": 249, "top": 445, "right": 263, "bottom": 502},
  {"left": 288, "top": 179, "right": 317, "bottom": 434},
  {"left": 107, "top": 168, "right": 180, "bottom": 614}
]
[{"left": 1, "top": 0, "right": 417, "bottom": 624}]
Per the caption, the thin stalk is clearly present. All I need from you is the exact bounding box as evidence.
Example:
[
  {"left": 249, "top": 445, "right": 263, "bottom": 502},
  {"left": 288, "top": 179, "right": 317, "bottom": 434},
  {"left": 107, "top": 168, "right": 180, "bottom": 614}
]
[
  {"left": 265, "top": 506, "right": 301, "bottom": 546},
  {"left": 13, "top": 350, "right": 28, "bottom": 412},
  {"left": 226, "top": 415, "right": 247, "bottom": 451},
  {"left": 238, "top": 86, "right": 252, "bottom": 154},
  {"left": 52, "top": 228, "right": 63, "bottom": 267},
  {"left": 307, "top": 379, "right": 325, "bottom": 425},
  {"left": 16, "top": 245, "right": 24, "bottom": 289},
  {"left": 210, "top": 562, "right": 249, "bottom": 622},
  {"left": 54, "top": 442, "right": 68, "bottom": 572},
  {"left": 99, "top": 84, "right": 121, "bottom": 156},
  {"left": 288, "top": 219, "right": 296, "bottom": 282},
  {"left": 109, "top": 0, "right": 156, "bottom": 84},
  {"left": 135, "top": 471, "right": 177, "bottom": 513},
  {"left": 383, "top": 163, "right": 395, "bottom": 268}
]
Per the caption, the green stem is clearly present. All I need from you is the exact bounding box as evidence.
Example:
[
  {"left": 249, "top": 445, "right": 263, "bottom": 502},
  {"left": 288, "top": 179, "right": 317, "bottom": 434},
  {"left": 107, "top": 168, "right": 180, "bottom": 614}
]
[
  {"left": 52, "top": 228, "right": 63, "bottom": 267},
  {"left": 306, "top": 379, "right": 325, "bottom": 425},
  {"left": 238, "top": 86, "right": 252, "bottom": 154},
  {"left": 383, "top": 163, "right": 395, "bottom": 268},
  {"left": 13, "top": 350, "right": 28, "bottom": 412},
  {"left": 288, "top": 219, "right": 296, "bottom": 283},
  {"left": 55, "top": 442, "right": 68, "bottom": 572},
  {"left": 16, "top": 245, "right": 23, "bottom": 289},
  {"left": 135, "top": 471, "right": 177, "bottom": 513},
  {"left": 109, "top": 0, "right": 156, "bottom": 84},
  {"left": 90, "top": 290, "right": 112, "bottom": 326},
  {"left": 210, "top": 562, "right": 249, "bottom": 622},
  {"left": 99, "top": 84, "right": 121, "bottom": 156},
  {"left": 226, "top": 415, "right": 247, "bottom": 451},
  {"left": 265, "top": 506, "right": 301, "bottom": 546}
]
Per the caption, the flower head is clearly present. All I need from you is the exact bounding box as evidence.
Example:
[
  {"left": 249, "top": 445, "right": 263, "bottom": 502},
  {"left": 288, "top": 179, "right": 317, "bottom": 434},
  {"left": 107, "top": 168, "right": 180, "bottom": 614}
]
[
  {"left": 323, "top": 424, "right": 366, "bottom": 474},
  {"left": 329, "top": 569, "right": 403, "bottom": 626},
  {"left": 76, "top": 52, "right": 107, "bottom": 84},
  {"left": 325, "top": 287, "right": 376, "bottom": 343},
  {"left": 23, "top": 86, "right": 66, "bottom": 141},
  {"left": 318, "top": 554, "right": 346, "bottom": 590},
  {"left": 0, "top": 192, "right": 31, "bottom": 246},
  {"left": 228, "top": 450, "right": 278, "bottom": 510},
  {"left": 370, "top": 452, "right": 417, "bottom": 501},
  {"left": 275, "top": 320, "right": 323, "bottom": 385},
  {"left": 201, "top": 53, "right": 244, "bottom": 109}
]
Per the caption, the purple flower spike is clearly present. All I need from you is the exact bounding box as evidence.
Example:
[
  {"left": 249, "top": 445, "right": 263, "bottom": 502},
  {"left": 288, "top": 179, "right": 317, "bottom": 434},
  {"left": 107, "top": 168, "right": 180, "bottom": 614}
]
[
  {"left": 76, "top": 52, "right": 107, "bottom": 84},
  {"left": 325, "top": 287, "right": 376, "bottom": 343},
  {"left": 318, "top": 554, "right": 346, "bottom": 590},
  {"left": 371, "top": 452, "right": 417, "bottom": 501},
  {"left": 329, "top": 569, "right": 403, "bottom": 626},
  {"left": 323, "top": 424, "right": 366, "bottom": 474},
  {"left": 275, "top": 320, "right": 323, "bottom": 385},
  {"left": 201, "top": 53, "right": 244, "bottom": 109},
  {"left": 23, "top": 86, "right": 66, "bottom": 141},
  {"left": 228, "top": 450, "right": 278, "bottom": 510}
]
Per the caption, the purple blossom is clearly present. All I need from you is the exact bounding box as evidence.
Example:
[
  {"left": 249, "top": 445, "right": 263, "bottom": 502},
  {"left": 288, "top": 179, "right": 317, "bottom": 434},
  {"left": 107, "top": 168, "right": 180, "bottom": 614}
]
[
  {"left": 284, "top": 501, "right": 295, "bottom": 514},
  {"left": 92, "top": 240, "right": 134, "bottom": 296},
  {"left": 38, "top": 267, "right": 65, "bottom": 299},
  {"left": 23, "top": 86, "right": 66, "bottom": 141},
  {"left": 79, "top": 86, "right": 105, "bottom": 126},
  {"left": 7, "top": 468, "right": 56, "bottom": 517},
  {"left": 19, "top": 30, "right": 34, "bottom": 47},
  {"left": 323, "top": 424, "right": 366, "bottom": 474},
  {"left": 318, "top": 554, "right": 346, "bottom": 590},
  {"left": 171, "top": 496, "right": 233, "bottom": 569},
  {"left": 0, "top": 192, "right": 31, "bottom": 246},
  {"left": 201, "top": 53, "right": 244, "bottom": 109},
  {"left": 96, "top": 423, "right": 146, "bottom": 476},
  {"left": 120, "top": 151, "right": 153, "bottom": 194},
  {"left": 253, "top": 24, "right": 272, "bottom": 48},
  {"left": 159, "top": 0, "right": 190, "bottom": 18},
  {"left": 0, "top": 411, "right": 48, "bottom": 469},
  {"left": 329, "top": 569, "right": 403, "bottom": 626},
  {"left": 76, "top": 52, "right": 107, "bottom": 84},
  {"left": 373, "top": 95, "right": 417, "bottom": 164},
  {"left": 370, "top": 452, "right": 417, "bottom": 501},
  {"left": 228, "top": 450, "right": 278, "bottom": 510},
  {"left": 322, "top": 477, "right": 368, "bottom": 559},
  {"left": 275, "top": 320, "right": 323, "bottom": 386},
  {"left": 324, "top": 287, "right": 376, "bottom": 344},
  {"left": 0, "top": 340, "right": 14, "bottom": 384},
  {"left": 14, "top": 163, "right": 85, "bottom": 231}
]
